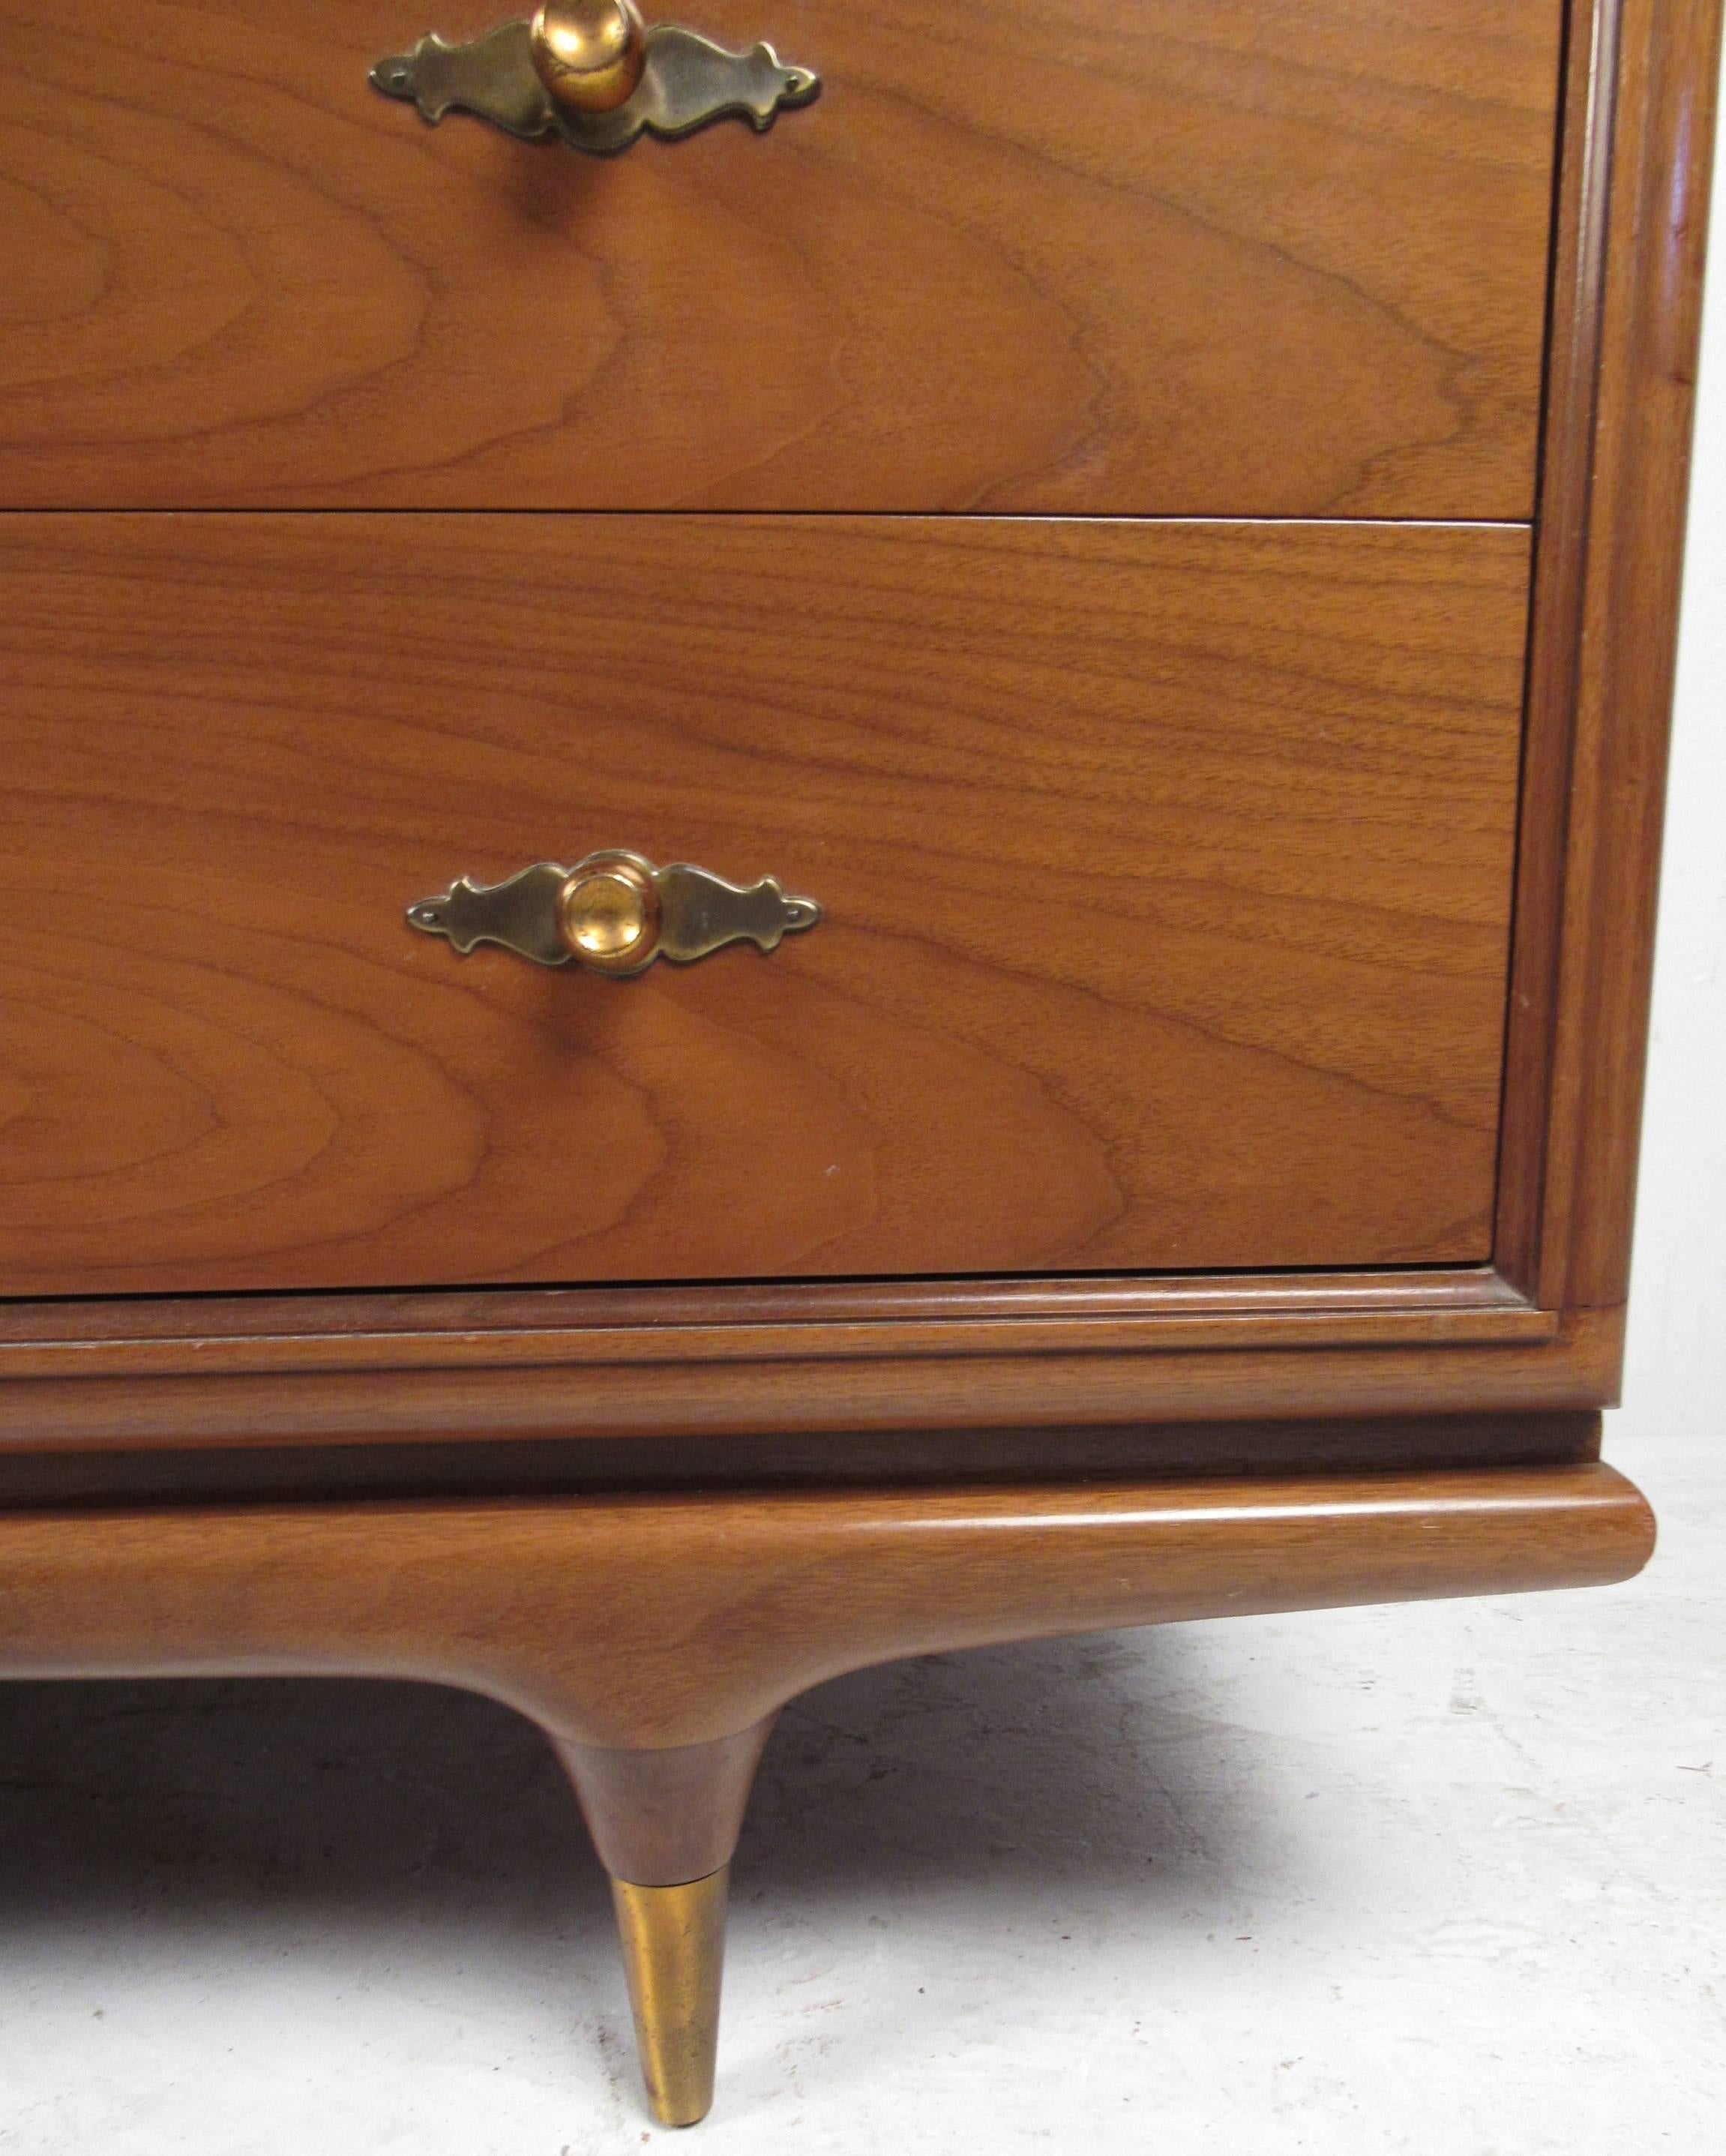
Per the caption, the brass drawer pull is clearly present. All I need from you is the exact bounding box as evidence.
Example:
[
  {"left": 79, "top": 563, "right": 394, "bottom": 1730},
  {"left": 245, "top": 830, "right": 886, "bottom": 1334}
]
[
  {"left": 370, "top": 0, "right": 819, "bottom": 153},
  {"left": 407, "top": 850, "right": 821, "bottom": 976}
]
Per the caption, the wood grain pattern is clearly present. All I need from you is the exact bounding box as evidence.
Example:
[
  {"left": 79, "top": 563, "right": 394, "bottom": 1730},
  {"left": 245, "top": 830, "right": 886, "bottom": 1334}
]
[
  {"left": 0, "top": 0, "right": 1711, "bottom": 1454},
  {"left": 0, "top": 1263, "right": 1535, "bottom": 1351},
  {"left": 562, "top": 1726, "right": 777, "bottom": 1885},
  {"left": 0, "top": 0, "right": 1561, "bottom": 513},
  {"left": 0, "top": 1265, "right": 1550, "bottom": 1398},
  {"left": 1501, "top": 0, "right": 1725, "bottom": 1312},
  {"left": 0, "top": 514, "right": 1529, "bottom": 1295},
  {"left": 0, "top": 1465, "right": 1656, "bottom": 1749},
  {"left": 0, "top": 1305, "right": 1625, "bottom": 1453},
  {"left": 1493, "top": 0, "right": 1626, "bottom": 1298},
  {"left": 0, "top": 0, "right": 1707, "bottom": 2113},
  {"left": 0, "top": 1456, "right": 1656, "bottom": 2118}
]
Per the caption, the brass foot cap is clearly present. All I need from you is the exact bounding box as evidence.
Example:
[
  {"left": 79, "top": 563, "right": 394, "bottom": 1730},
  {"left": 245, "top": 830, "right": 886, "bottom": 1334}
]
[{"left": 613, "top": 1867, "right": 729, "bottom": 2126}]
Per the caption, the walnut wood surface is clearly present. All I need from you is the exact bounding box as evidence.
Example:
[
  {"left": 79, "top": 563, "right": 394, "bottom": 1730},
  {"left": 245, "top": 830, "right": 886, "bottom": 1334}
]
[
  {"left": 0, "top": 514, "right": 1529, "bottom": 1297},
  {"left": 0, "top": 0, "right": 1560, "bottom": 513},
  {"left": 0, "top": 1465, "right": 1656, "bottom": 1750},
  {"left": 0, "top": 1456, "right": 1658, "bottom": 2120},
  {"left": 0, "top": 1264, "right": 1536, "bottom": 1354},
  {"left": 1493, "top": 0, "right": 1627, "bottom": 1300},
  {"left": 560, "top": 1726, "right": 777, "bottom": 1885},
  {"left": 1500, "top": 0, "right": 1725, "bottom": 1309},
  {"left": 0, "top": 1306, "right": 1625, "bottom": 1453},
  {"left": 0, "top": 0, "right": 1706, "bottom": 2110},
  {"left": 0, "top": 0, "right": 1714, "bottom": 1456}
]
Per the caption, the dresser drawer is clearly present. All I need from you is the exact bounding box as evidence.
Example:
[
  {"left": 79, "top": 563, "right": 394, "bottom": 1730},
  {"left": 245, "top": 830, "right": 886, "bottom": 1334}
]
[
  {"left": 2, "top": 0, "right": 1560, "bottom": 514},
  {"left": 0, "top": 513, "right": 1530, "bottom": 1294}
]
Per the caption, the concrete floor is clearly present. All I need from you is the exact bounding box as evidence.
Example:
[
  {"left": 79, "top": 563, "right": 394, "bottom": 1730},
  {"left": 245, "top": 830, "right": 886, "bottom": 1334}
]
[{"left": 0, "top": 1429, "right": 1718, "bottom": 2155}]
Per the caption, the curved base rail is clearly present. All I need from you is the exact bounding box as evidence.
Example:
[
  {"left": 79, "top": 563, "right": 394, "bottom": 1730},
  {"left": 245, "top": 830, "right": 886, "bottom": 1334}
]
[{"left": 0, "top": 1463, "right": 1654, "bottom": 2123}]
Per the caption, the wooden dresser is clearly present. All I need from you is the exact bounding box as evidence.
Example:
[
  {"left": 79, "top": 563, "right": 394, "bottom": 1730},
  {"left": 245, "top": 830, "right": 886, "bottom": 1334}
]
[{"left": 1, "top": 0, "right": 1718, "bottom": 2126}]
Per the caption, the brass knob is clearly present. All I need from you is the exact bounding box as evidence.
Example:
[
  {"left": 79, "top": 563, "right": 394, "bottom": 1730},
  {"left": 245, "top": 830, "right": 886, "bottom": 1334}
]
[
  {"left": 529, "top": 0, "right": 647, "bottom": 112},
  {"left": 556, "top": 853, "right": 662, "bottom": 974}
]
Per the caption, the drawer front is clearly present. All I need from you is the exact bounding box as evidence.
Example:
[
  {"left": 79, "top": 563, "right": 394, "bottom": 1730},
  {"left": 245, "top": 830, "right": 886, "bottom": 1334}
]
[
  {"left": 0, "top": 514, "right": 1528, "bottom": 1295},
  {"left": 2, "top": 0, "right": 1558, "bottom": 514}
]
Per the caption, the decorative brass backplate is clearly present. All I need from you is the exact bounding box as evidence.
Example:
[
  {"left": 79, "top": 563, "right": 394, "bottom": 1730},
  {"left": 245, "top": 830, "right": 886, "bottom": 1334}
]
[
  {"left": 370, "top": 17, "right": 819, "bottom": 152},
  {"left": 407, "top": 850, "right": 821, "bottom": 976}
]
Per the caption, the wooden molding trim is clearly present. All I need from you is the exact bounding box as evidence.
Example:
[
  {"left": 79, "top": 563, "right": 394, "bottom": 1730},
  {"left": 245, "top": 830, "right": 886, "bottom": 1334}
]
[
  {"left": 0, "top": 1267, "right": 1549, "bottom": 1380},
  {"left": 0, "top": 1308, "right": 1622, "bottom": 1453},
  {"left": 0, "top": 1465, "right": 1656, "bottom": 1750},
  {"left": 0, "top": 1267, "right": 1580, "bottom": 1450},
  {"left": 0, "top": 1265, "right": 1532, "bottom": 1352},
  {"left": 1498, "top": 0, "right": 1725, "bottom": 1308}
]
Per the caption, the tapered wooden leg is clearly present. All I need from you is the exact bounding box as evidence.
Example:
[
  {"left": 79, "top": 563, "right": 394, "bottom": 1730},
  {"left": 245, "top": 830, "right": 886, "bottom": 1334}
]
[
  {"left": 550, "top": 1723, "right": 775, "bottom": 2125},
  {"left": 553, "top": 1725, "right": 776, "bottom": 1885},
  {"left": 0, "top": 1464, "right": 1655, "bottom": 2125}
]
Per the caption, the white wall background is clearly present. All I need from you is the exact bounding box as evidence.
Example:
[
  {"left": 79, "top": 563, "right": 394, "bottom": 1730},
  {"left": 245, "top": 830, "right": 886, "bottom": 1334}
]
[{"left": 1612, "top": 101, "right": 1726, "bottom": 1442}]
